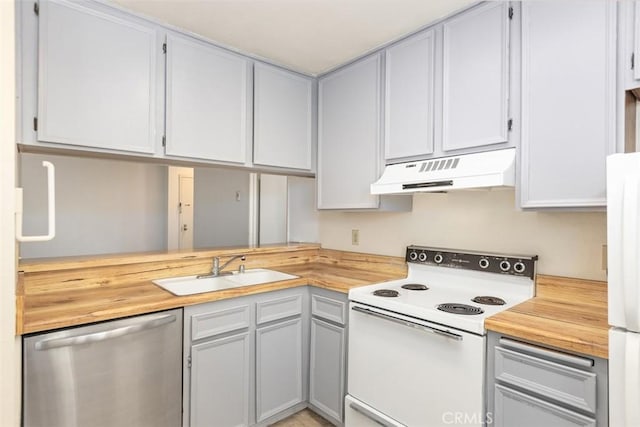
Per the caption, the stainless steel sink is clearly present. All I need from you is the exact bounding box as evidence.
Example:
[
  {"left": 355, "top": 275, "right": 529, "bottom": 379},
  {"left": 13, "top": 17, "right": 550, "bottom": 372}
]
[{"left": 152, "top": 269, "right": 299, "bottom": 296}]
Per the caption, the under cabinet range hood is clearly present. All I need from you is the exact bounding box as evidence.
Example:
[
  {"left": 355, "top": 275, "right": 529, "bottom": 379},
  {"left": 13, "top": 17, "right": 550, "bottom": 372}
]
[{"left": 371, "top": 148, "right": 516, "bottom": 195}]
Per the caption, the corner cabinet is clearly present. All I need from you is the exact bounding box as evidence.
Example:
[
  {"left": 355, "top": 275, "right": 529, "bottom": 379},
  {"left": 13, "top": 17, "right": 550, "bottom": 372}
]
[
  {"left": 30, "top": 0, "right": 161, "bottom": 154},
  {"left": 318, "top": 54, "right": 382, "bottom": 209},
  {"left": 165, "top": 32, "right": 251, "bottom": 164},
  {"left": 318, "top": 54, "right": 411, "bottom": 211},
  {"left": 519, "top": 1, "right": 617, "bottom": 209},
  {"left": 253, "top": 63, "right": 314, "bottom": 171}
]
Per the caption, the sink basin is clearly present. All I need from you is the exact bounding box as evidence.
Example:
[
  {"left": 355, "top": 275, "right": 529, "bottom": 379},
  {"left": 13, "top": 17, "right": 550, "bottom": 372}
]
[
  {"left": 224, "top": 269, "right": 299, "bottom": 286},
  {"left": 153, "top": 269, "right": 299, "bottom": 296}
]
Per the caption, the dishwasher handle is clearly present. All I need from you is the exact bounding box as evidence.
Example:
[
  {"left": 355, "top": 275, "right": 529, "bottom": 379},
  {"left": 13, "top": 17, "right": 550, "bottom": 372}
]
[{"left": 34, "top": 313, "right": 177, "bottom": 351}]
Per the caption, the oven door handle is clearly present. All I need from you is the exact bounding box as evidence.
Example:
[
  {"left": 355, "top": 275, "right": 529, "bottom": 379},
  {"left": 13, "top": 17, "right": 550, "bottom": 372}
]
[
  {"left": 351, "top": 305, "right": 463, "bottom": 341},
  {"left": 349, "top": 402, "right": 395, "bottom": 427}
]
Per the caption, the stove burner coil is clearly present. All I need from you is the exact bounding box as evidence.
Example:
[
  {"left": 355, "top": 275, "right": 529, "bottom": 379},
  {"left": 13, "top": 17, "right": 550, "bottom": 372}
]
[
  {"left": 437, "top": 303, "right": 484, "bottom": 315},
  {"left": 401, "top": 284, "right": 429, "bottom": 291},
  {"left": 472, "top": 296, "right": 506, "bottom": 306},
  {"left": 373, "top": 289, "right": 400, "bottom": 297}
]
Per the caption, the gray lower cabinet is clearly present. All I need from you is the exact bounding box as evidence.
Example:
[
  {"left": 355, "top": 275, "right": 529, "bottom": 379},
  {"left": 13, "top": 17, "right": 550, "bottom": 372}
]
[
  {"left": 255, "top": 293, "right": 305, "bottom": 422},
  {"left": 190, "top": 332, "right": 251, "bottom": 427},
  {"left": 308, "top": 288, "right": 348, "bottom": 425},
  {"left": 487, "top": 332, "right": 608, "bottom": 427},
  {"left": 183, "top": 288, "right": 309, "bottom": 427}
]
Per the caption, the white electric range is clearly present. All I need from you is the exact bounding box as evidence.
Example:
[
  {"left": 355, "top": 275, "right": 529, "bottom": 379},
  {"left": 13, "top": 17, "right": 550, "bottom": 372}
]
[{"left": 345, "top": 246, "right": 537, "bottom": 427}]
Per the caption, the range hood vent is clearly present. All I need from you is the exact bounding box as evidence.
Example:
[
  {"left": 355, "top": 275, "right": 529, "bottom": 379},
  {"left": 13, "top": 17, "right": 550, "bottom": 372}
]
[{"left": 371, "top": 148, "right": 516, "bottom": 195}]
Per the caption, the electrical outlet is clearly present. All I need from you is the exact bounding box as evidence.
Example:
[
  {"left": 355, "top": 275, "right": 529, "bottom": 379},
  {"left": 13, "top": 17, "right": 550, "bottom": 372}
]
[
  {"left": 352, "top": 229, "right": 360, "bottom": 246},
  {"left": 602, "top": 244, "right": 607, "bottom": 271}
]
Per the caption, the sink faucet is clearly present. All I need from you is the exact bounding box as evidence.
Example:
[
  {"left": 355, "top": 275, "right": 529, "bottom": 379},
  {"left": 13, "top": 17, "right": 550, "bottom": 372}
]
[{"left": 198, "top": 254, "right": 246, "bottom": 279}]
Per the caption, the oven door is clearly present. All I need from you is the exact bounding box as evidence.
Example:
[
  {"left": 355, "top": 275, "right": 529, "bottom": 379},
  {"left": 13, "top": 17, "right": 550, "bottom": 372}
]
[{"left": 347, "top": 302, "right": 487, "bottom": 427}]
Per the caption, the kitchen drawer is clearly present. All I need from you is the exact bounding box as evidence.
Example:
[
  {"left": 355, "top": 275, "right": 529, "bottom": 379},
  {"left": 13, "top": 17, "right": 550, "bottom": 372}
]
[
  {"left": 494, "top": 384, "right": 596, "bottom": 427},
  {"left": 190, "top": 304, "right": 251, "bottom": 341},
  {"left": 256, "top": 294, "right": 303, "bottom": 325},
  {"left": 495, "top": 346, "right": 596, "bottom": 413},
  {"left": 311, "top": 294, "right": 347, "bottom": 325}
]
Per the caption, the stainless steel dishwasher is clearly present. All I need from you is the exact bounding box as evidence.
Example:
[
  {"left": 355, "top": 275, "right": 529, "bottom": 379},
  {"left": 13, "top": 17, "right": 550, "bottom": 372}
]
[{"left": 23, "top": 308, "right": 183, "bottom": 427}]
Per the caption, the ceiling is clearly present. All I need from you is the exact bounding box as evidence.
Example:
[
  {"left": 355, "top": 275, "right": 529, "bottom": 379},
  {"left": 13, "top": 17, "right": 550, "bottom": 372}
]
[{"left": 113, "top": 0, "right": 476, "bottom": 76}]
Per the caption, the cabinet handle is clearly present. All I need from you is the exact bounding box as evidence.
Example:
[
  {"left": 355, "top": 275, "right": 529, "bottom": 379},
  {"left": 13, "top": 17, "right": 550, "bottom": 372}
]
[
  {"left": 499, "top": 337, "right": 593, "bottom": 368},
  {"left": 16, "top": 161, "right": 56, "bottom": 242},
  {"left": 352, "top": 305, "right": 463, "bottom": 341},
  {"left": 34, "top": 313, "right": 176, "bottom": 350}
]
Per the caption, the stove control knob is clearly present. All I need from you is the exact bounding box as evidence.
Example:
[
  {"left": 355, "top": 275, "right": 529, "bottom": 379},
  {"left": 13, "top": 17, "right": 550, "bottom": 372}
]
[
  {"left": 499, "top": 260, "right": 511, "bottom": 272},
  {"left": 418, "top": 252, "right": 427, "bottom": 262},
  {"left": 514, "top": 262, "right": 526, "bottom": 274},
  {"left": 478, "top": 258, "right": 490, "bottom": 269},
  {"left": 408, "top": 251, "right": 418, "bottom": 261},
  {"left": 433, "top": 253, "right": 444, "bottom": 264}
]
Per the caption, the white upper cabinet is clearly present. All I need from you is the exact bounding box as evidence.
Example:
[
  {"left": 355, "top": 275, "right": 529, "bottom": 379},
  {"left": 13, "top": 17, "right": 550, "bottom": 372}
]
[
  {"left": 441, "top": 2, "right": 510, "bottom": 152},
  {"left": 384, "top": 30, "right": 436, "bottom": 161},
  {"left": 318, "top": 55, "right": 382, "bottom": 209},
  {"left": 37, "top": 0, "right": 159, "bottom": 153},
  {"left": 519, "top": 1, "right": 616, "bottom": 209},
  {"left": 165, "top": 32, "right": 251, "bottom": 164},
  {"left": 253, "top": 63, "right": 313, "bottom": 171},
  {"left": 619, "top": 2, "right": 640, "bottom": 90}
]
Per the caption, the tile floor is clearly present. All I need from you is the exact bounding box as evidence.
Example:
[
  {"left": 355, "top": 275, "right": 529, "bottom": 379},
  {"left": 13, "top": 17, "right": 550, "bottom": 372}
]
[{"left": 269, "top": 409, "right": 334, "bottom": 427}]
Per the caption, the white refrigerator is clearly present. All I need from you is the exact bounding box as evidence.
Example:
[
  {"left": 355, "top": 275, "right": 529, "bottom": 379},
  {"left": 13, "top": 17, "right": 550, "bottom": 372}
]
[{"left": 608, "top": 152, "right": 640, "bottom": 426}]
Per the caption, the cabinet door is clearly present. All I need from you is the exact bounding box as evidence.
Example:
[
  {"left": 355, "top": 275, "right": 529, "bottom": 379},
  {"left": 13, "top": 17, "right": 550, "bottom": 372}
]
[
  {"left": 520, "top": 1, "right": 616, "bottom": 208},
  {"left": 256, "top": 318, "right": 303, "bottom": 422},
  {"left": 384, "top": 29, "right": 436, "bottom": 161},
  {"left": 318, "top": 54, "right": 382, "bottom": 209},
  {"left": 165, "top": 32, "right": 250, "bottom": 163},
  {"left": 190, "top": 332, "right": 251, "bottom": 427},
  {"left": 441, "top": 2, "right": 510, "bottom": 152},
  {"left": 309, "top": 318, "right": 346, "bottom": 423},
  {"left": 494, "top": 384, "right": 596, "bottom": 427},
  {"left": 254, "top": 63, "right": 313, "bottom": 170},
  {"left": 37, "top": 0, "right": 158, "bottom": 153}
]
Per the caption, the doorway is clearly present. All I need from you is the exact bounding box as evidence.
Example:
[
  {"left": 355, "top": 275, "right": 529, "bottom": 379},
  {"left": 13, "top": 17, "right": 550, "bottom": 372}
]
[{"left": 167, "top": 167, "right": 194, "bottom": 250}]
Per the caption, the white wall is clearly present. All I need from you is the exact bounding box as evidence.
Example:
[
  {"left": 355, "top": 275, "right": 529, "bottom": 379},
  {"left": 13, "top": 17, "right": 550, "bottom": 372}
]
[
  {"left": 319, "top": 190, "right": 607, "bottom": 281},
  {"left": 288, "top": 176, "right": 319, "bottom": 242},
  {"left": 194, "top": 167, "right": 251, "bottom": 248},
  {"left": 167, "top": 166, "right": 194, "bottom": 250},
  {"left": 0, "top": 0, "right": 21, "bottom": 424},
  {"left": 260, "top": 174, "right": 288, "bottom": 244},
  {"left": 19, "top": 153, "right": 168, "bottom": 258}
]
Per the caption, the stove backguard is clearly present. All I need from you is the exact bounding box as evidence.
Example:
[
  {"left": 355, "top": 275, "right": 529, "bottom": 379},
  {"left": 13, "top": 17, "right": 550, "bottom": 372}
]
[{"left": 405, "top": 246, "right": 538, "bottom": 280}]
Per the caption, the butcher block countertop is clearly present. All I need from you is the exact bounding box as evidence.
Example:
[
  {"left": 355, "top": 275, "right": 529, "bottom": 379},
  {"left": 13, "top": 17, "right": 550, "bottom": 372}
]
[
  {"left": 485, "top": 275, "right": 608, "bottom": 359},
  {"left": 17, "top": 244, "right": 407, "bottom": 335},
  {"left": 18, "top": 245, "right": 609, "bottom": 360}
]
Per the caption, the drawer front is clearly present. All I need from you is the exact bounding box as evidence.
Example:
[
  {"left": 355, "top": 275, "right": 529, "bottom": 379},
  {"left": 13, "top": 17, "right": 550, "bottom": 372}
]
[
  {"left": 494, "top": 384, "right": 596, "bottom": 427},
  {"left": 191, "top": 304, "right": 251, "bottom": 341},
  {"left": 495, "top": 347, "right": 597, "bottom": 413},
  {"left": 256, "top": 294, "right": 303, "bottom": 325},
  {"left": 311, "top": 294, "right": 347, "bottom": 325}
]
